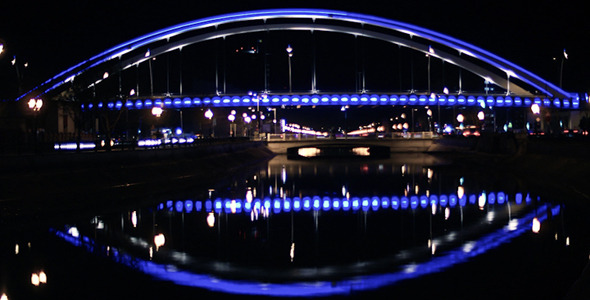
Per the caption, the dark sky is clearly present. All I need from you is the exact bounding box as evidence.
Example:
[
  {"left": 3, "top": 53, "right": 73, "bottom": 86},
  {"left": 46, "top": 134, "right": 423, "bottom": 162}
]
[{"left": 1, "top": 0, "right": 588, "bottom": 100}]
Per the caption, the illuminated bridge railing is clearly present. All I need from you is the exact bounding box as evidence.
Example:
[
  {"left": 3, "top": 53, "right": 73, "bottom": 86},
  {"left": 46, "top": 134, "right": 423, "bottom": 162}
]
[
  {"left": 83, "top": 93, "right": 581, "bottom": 111},
  {"left": 158, "top": 191, "right": 532, "bottom": 215}
]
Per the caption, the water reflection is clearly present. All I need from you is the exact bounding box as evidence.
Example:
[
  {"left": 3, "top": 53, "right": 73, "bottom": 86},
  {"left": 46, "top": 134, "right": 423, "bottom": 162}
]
[{"left": 49, "top": 154, "right": 568, "bottom": 297}]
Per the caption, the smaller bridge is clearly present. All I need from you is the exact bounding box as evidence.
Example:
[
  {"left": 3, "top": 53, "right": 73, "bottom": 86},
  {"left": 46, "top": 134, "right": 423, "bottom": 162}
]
[{"left": 265, "top": 135, "right": 464, "bottom": 155}]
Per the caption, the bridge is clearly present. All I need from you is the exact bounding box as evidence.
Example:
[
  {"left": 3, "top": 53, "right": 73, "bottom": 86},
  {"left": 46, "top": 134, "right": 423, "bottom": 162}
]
[{"left": 13, "top": 9, "right": 589, "bottom": 151}]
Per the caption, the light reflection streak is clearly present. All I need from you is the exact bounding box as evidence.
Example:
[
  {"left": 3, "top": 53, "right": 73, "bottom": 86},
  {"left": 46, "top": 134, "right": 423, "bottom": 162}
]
[{"left": 52, "top": 198, "right": 559, "bottom": 297}]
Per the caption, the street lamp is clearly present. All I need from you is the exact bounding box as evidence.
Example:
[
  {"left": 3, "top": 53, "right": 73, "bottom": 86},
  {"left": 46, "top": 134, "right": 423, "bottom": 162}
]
[
  {"left": 286, "top": 44, "right": 293, "bottom": 93},
  {"left": 28, "top": 98, "right": 43, "bottom": 152}
]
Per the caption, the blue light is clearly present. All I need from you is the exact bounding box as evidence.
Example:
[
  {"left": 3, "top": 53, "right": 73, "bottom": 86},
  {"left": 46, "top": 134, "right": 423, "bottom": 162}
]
[
  {"left": 399, "top": 95, "right": 408, "bottom": 105},
  {"left": 449, "top": 195, "right": 457, "bottom": 207},
  {"left": 184, "top": 200, "right": 193, "bottom": 213},
  {"left": 381, "top": 196, "right": 390, "bottom": 209},
  {"left": 438, "top": 95, "right": 447, "bottom": 105},
  {"left": 408, "top": 95, "right": 417, "bottom": 105},
  {"left": 205, "top": 200, "right": 212, "bottom": 211},
  {"left": 352, "top": 198, "right": 360, "bottom": 211},
  {"left": 391, "top": 196, "right": 400, "bottom": 210},
  {"left": 457, "top": 95, "right": 466, "bottom": 105},
  {"left": 361, "top": 197, "right": 370, "bottom": 211},
  {"left": 469, "top": 194, "right": 476, "bottom": 204},
  {"left": 514, "top": 97, "right": 522, "bottom": 106},
  {"left": 495, "top": 96, "right": 504, "bottom": 107},
  {"left": 342, "top": 199, "right": 351, "bottom": 211},
  {"left": 504, "top": 96, "right": 513, "bottom": 106},
  {"left": 332, "top": 198, "right": 341, "bottom": 210},
  {"left": 447, "top": 95, "right": 456, "bottom": 105},
  {"left": 303, "top": 197, "right": 311, "bottom": 211},
  {"left": 573, "top": 98, "right": 579, "bottom": 109},
  {"left": 515, "top": 193, "right": 523, "bottom": 204},
  {"left": 524, "top": 98, "right": 532, "bottom": 106},
  {"left": 430, "top": 195, "right": 438, "bottom": 206},
  {"left": 284, "top": 199, "right": 291, "bottom": 212},
  {"left": 371, "top": 196, "right": 380, "bottom": 210},
  {"left": 497, "top": 192, "right": 505, "bottom": 204},
  {"left": 214, "top": 199, "right": 222, "bottom": 213},
  {"left": 323, "top": 197, "right": 331, "bottom": 211},
  {"left": 439, "top": 195, "right": 448, "bottom": 207},
  {"left": 420, "top": 196, "right": 428, "bottom": 208},
  {"left": 563, "top": 99, "right": 570, "bottom": 108},
  {"left": 173, "top": 98, "right": 182, "bottom": 106},
  {"left": 390, "top": 95, "right": 399, "bottom": 104},
  {"left": 410, "top": 196, "right": 418, "bottom": 209},
  {"left": 244, "top": 201, "right": 252, "bottom": 213},
  {"left": 115, "top": 101, "right": 123, "bottom": 109},
  {"left": 418, "top": 95, "right": 427, "bottom": 105},
  {"left": 467, "top": 96, "right": 476, "bottom": 106},
  {"left": 313, "top": 197, "right": 321, "bottom": 210},
  {"left": 401, "top": 197, "right": 409, "bottom": 209},
  {"left": 293, "top": 197, "right": 301, "bottom": 211},
  {"left": 196, "top": 201, "right": 202, "bottom": 212},
  {"left": 274, "top": 198, "right": 282, "bottom": 211},
  {"left": 488, "top": 192, "right": 496, "bottom": 205}
]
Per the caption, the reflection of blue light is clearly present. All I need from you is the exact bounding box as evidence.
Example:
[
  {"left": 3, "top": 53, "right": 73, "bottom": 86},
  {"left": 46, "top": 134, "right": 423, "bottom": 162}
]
[
  {"left": 497, "top": 192, "right": 505, "bottom": 204},
  {"left": 401, "top": 197, "right": 409, "bottom": 209},
  {"left": 313, "top": 197, "right": 321, "bottom": 210},
  {"left": 293, "top": 197, "right": 301, "bottom": 211},
  {"left": 515, "top": 193, "right": 522, "bottom": 204},
  {"left": 323, "top": 197, "right": 331, "bottom": 211},
  {"left": 175, "top": 201, "right": 184, "bottom": 212},
  {"left": 392, "top": 197, "right": 400, "bottom": 210},
  {"left": 449, "top": 195, "right": 457, "bottom": 207},
  {"left": 410, "top": 196, "right": 418, "bottom": 209},
  {"left": 52, "top": 203, "right": 559, "bottom": 298}
]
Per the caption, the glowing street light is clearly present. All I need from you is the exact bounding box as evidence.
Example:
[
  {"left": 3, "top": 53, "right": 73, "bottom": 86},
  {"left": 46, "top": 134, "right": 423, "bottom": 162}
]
[
  {"left": 154, "top": 233, "right": 166, "bottom": 250},
  {"left": 286, "top": 44, "right": 293, "bottom": 93},
  {"left": 531, "top": 103, "right": 541, "bottom": 115},
  {"left": 204, "top": 109, "right": 213, "bottom": 120},
  {"left": 28, "top": 98, "right": 43, "bottom": 111},
  {"left": 0, "top": 43, "right": 4, "bottom": 55},
  {"left": 477, "top": 111, "right": 485, "bottom": 121},
  {"left": 151, "top": 106, "right": 163, "bottom": 118},
  {"left": 456, "top": 113, "right": 464, "bottom": 124}
]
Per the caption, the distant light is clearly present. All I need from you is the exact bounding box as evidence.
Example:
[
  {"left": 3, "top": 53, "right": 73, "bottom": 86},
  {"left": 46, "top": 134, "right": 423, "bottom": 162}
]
[
  {"left": 129, "top": 89, "right": 136, "bottom": 96},
  {"left": 31, "top": 273, "right": 40, "bottom": 286},
  {"left": 531, "top": 103, "right": 540, "bottom": 115},
  {"left": 68, "top": 227, "right": 80, "bottom": 238},
  {"left": 145, "top": 49, "right": 151, "bottom": 57},
  {"left": 0, "top": 43, "right": 4, "bottom": 54},
  {"left": 477, "top": 111, "right": 485, "bottom": 121},
  {"left": 456, "top": 114, "right": 464, "bottom": 123},
  {"left": 103, "top": 72, "right": 109, "bottom": 79},
  {"left": 39, "top": 271, "right": 47, "bottom": 284},
  {"left": 1, "top": 293, "right": 7, "bottom": 300},
  {"left": 131, "top": 211, "right": 138, "bottom": 227}
]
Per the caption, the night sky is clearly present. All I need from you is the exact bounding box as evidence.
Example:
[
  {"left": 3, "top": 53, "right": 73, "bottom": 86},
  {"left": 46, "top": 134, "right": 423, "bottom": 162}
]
[{"left": 1, "top": 0, "right": 588, "bottom": 101}]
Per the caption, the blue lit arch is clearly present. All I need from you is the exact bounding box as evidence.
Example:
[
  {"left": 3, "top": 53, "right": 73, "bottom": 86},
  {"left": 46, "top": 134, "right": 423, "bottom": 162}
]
[{"left": 19, "top": 8, "right": 578, "bottom": 103}]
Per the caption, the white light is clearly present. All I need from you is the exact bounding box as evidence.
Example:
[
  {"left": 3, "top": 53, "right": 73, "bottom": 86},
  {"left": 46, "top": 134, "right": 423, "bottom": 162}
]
[
  {"left": 0, "top": 43, "right": 4, "bottom": 54},
  {"left": 154, "top": 233, "right": 166, "bottom": 249},
  {"left": 204, "top": 109, "right": 213, "bottom": 119},
  {"left": 39, "top": 271, "right": 47, "bottom": 284},
  {"left": 31, "top": 273, "right": 40, "bottom": 286},
  {"left": 129, "top": 89, "right": 135, "bottom": 96},
  {"left": 532, "top": 217, "right": 541, "bottom": 233},
  {"left": 228, "top": 114, "right": 235, "bottom": 122},
  {"left": 68, "top": 227, "right": 80, "bottom": 238},
  {"left": 508, "top": 219, "right": 519, "bottom": 231},
  {"left": 144, "top": 49, "right": 151, "bottom": 57},
  {"left": 477, "top": 111, "right": 485, "bottom": 121},
  {"left": 443, "top": 87, "right": 449, "bottom": 94},
  {"left": 207, "top": 212, "right": 215, "bottom": 227},
  {"left": 151, "top": 106, "right": 163, "bottom": 117},
  {"left": 531, "top": 103, "right": 540, "bottom": 115},
  {"left": 456, "top": 114, "right": 464, "bottom": 123},
  {"left": 1, "top": 293, "right": 8, "bottom": 300},
  {"left": 103, "top": 72, "right": 109, "bottom": 79},
  {"left": 290, "top": 243, "right": 295, "bottom": 262},
  {"left": 131, "top": 211, "right": 138, "bottom": 228}
]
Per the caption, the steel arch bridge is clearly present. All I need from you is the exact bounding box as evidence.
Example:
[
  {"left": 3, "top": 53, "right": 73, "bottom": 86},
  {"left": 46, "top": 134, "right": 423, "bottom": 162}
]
[{"left": 19, "top": 8, "right": 584, "bottom": 111}]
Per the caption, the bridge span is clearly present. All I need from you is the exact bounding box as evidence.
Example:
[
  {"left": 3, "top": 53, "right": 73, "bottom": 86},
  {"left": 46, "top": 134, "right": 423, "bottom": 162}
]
[{"left": 265, "top": 134, "right": 472, "bottom": 155}]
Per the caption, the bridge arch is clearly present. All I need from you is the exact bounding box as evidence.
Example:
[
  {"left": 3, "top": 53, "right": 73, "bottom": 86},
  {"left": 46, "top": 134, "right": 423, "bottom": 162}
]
[{"left": 19, "top": 8, "right": 578, "bottom": 102}]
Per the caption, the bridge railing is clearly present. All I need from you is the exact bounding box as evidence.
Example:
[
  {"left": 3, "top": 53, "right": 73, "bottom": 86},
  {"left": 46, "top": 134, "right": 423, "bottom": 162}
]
[{"left": 263, "top": 132, "right": 439, "bottom": 141}]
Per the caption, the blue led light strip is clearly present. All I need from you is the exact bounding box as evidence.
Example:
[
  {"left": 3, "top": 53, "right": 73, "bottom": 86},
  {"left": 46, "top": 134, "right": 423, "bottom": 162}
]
[
  {"left": 84, "top": 94, "right": 579, "bottom": 110},
  {"left": 19, "top": 9, "right": 577, "bottom": 103}
]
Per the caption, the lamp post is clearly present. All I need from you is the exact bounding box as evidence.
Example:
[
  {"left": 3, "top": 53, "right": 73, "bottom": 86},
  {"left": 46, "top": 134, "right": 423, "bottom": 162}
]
[
  {"left": 286, "top": 44, "right": 293, "bottom": 93},
  {"left": 28, "top": 98, "right": 43, "bottom": 153}
]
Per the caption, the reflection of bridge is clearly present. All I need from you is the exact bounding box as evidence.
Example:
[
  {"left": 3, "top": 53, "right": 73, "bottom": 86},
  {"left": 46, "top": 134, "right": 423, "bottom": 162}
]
[{"left": 15, "top": 9, "right": 587, "bottom": 148}]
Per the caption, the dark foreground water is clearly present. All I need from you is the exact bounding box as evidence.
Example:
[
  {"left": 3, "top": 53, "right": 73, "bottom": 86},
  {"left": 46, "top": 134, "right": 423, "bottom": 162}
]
[{"left": 2, "top": 153, "right": 590, "bottom": 299}]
